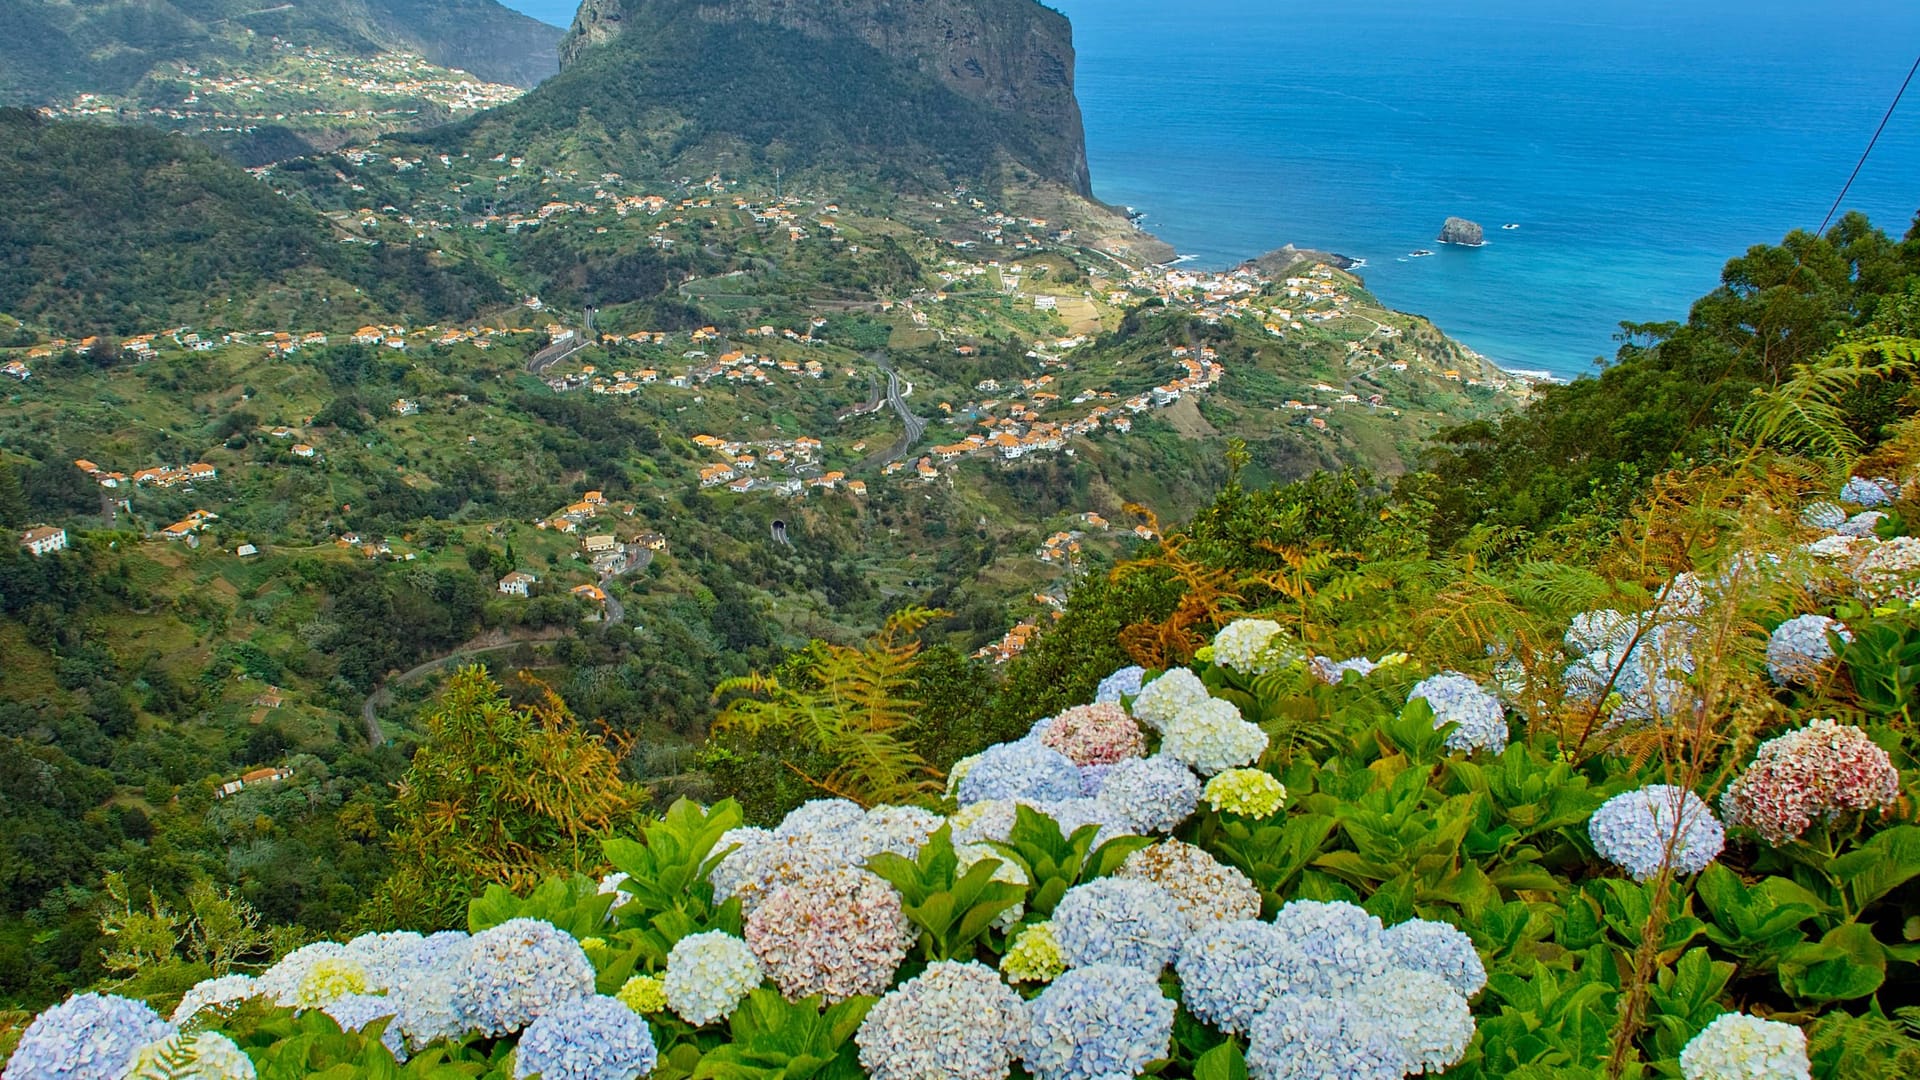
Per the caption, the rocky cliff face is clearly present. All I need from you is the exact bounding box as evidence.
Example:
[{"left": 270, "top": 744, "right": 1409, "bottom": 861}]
[{"left": 556, "top": 0, "right": 1091, "bottom": 196}]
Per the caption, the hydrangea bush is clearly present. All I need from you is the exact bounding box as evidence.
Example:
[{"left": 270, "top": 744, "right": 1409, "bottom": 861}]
[{"left": 13, "top": 510, "right": 1919, "bottom": 1080}]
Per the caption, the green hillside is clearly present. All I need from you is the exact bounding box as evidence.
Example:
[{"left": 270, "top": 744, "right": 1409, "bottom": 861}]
[
  {"left": 0, "top": 0, "right": 561, "bottom": 103},
  {"left": 0, "top": 111, "right": 505, "bottom": 334}
]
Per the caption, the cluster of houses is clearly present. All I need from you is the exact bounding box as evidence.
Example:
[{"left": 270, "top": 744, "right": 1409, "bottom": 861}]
[
  {"left": 691, "top": 435, "right": 867, "bottom": 497},
  {"left": 47, "top": 42, "right": 524, "bottom": 140},
  {"left": 70, "top": 458, "right": 216, "bottom": 490}
]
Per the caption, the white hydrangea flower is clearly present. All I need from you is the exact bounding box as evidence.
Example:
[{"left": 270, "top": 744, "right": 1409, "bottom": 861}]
[
  {"left": 1680, "top": 1013, "right": 1810, "bottom": 1080},
  {"left": 1852, "top": 535, "right": 1920, "bottom": 603},
  {"left": 1566, "top": 609, "right": 1637, "bottom": 657},
  {"left": 1160, "top": 698, "right": 1269, "bottom": 774},
  {"left": 1345, "top": 970, "right": 1475, "bottom": 1074},
  {"left": 949, "top": 798, "right": 1024, "bottom": 845},
  {"left": 1837, "top": 510, "right": 1887, "bottom": 538},
  {"left": 855, "top": 961, "right": 1026, "bottom": 1080},
  {"left": 663, "top": 930, "right": 764, "bottom": 1026},
  {"left": 1211, "top": 619, "right": 1301, "bottom": 676},
  {"left": 1800, "top": 501, "right": 1847, "bottom": 529},
  {"left": 1129, "top": 668, "right": 1211, "bottom": 731},
  {"left": 126, "top": 1030, "right": 256, "bottom": 1080},
  {"left": 169, "top": 974, "right": 259, "bottom": 1025},
  {"left": 254, "top": 942, "right": 353, "bottom": 1008},
  {"left": 851, "top": 804, "right": 943, "bottom": 861}
]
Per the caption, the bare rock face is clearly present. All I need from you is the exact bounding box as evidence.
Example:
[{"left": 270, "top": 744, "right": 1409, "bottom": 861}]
[
  {"left": 555, "top": 0, "right": 1092, "bottom": 196},
  {"left": 1438, "top": 217, "right": 1485, "bottom": 247}
]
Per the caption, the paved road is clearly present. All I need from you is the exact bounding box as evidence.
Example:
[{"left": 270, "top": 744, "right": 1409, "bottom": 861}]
[
  {"left": 527, "top": 334, "right": 588, "bottom": 375},
  {"left": 358, "top": 638, "right": 564, "bottom": 745},
  {"left": 872, "top": 354, "right": 927, "bottom": 461}
]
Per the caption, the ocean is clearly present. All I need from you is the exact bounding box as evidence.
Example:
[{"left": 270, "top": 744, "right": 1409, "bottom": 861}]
[{"left": 503, "top": 0, "right": 1920, "bottom": 379}]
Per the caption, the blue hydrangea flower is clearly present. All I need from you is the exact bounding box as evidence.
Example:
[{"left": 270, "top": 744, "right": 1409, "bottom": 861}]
[
  {"left": 1093, "top": 755, "right": 1199, "bottom": 833},
  {"left": 1383, "top": 918, "right": 1487, "bottom": 997},
  {"left": 1266, "top": 900, "right": 1393, "bottom": 997},
  {"left": 1838, "top": 511, "right": 1887, "bottom": 538},
  {"left": 1406, "top": 672, "right": 1509, "bottom": 753},
  {"left": 1766, "top": 615, "right": 1851, "bottom": 685},
  {"left": 1033, "top": 797, "right": 1138, "bottom": 849},
  {"left": 451, "top": 918, "right": 595, "bottom": 1036},
  {"left": 3, "top": 993, "right": 175, "bottom": 1080},
  {"left": 1800, "top": 501, "right": 1848, "bottom": 529},
  {"left": 1563, "top": 623, "right": 1695, "bottom": 725},
  {"left": 321, "top": 994, "right": 406, "bottom": 1061},
  {"left": 1020, "top": 964, "right": 1175, "bottom": 1080},
  {"left": 1077, "top": 762, "right": 1115, "bottom": 797},
  {"left": 1590, "top": 784, "right": 1725, "bottom": 881},
  {"left": 342, "top": 931, "right": 425, "bottom": 993},
  {"left": 775, "top": 798, "right": 867, "bottom": 839},
  {"left": 1052, "top": 878, "right": 1186, "bottom": 971},
  {"left": 1565, "top": 609, "right": 1636, "bottom": 657},
  {"left": 851, "top": 804, "right": 943, "bottom": 860},
  {"left": 1095, "top": 665, "right": 1147, "bottom": 704},
  {"left": 1839, "top": 476, "right": 1895, "bottom": 507},
  {"left": 513, "top": 995, "right": 658, "bottom": 1080},
  {"left": 1345, "top": 971, "right": 1475, "bottom": 1074},
  {"left": 957, "top": 741, "right": 1084, "bottom": 805},
  {"left": 1308, "top": 655, "right": 1379, "bottom": 684},
  {"left": 1245, "top": 995, "right": 1407, "bottom": 1080},
  {"left": 1174, "top": 919, "right": 1295, "bottom": 1035}
]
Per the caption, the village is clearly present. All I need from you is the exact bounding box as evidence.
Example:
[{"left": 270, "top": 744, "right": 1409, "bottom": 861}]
[{"left": 42, "top": 41, "right": 526, "bottom": 142}]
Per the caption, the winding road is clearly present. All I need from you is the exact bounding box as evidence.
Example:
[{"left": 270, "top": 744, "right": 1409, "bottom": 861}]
[{"left": 868, "top": 353, "right": 927, "bottom": 464}]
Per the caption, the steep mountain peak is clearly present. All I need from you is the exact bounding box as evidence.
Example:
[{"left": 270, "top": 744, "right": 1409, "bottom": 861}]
[{"left": 549, "top": 0, "right": 1092, "bottom": 196}]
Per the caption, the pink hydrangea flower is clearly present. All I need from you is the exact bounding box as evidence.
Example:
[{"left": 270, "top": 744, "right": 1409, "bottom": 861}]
[
  {"left": 744, "top": 869, "right": 916, "bottom": 1003},
  {"left": 1722, "top": 720, "right": 1901, "bottom": 844},
  {"left": 1041, "top": 703, "right": 1146, "bottom": 766}
]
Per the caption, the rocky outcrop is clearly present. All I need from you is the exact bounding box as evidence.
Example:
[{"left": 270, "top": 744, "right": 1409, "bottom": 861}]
[
  {"left": 1438, "top": 217, "right": 1485, "bottom": 247},
  {"left": 554, "top": 0, "right": 1092, "bottom": 196},
  {"left": 1243, "top": 244, "right": 1358, "bottom": 275}
]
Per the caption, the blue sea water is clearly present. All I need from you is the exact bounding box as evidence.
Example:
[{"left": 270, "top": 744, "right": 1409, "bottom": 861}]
[{"left": 503, "top": 0, "right": 1920, "bottom": 379}]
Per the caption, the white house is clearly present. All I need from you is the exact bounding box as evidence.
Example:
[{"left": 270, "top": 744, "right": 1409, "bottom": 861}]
[
  {"left": 20, "top": 525, "right": 67, "bottom": 556},
  {"left": 498, "top": 570, "right": 538, "bottom": 597}
]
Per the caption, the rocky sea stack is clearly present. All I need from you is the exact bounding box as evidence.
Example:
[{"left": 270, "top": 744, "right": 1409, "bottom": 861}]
[{"left": 1438, "top": 217, "right": 1486, "bottom": 247}]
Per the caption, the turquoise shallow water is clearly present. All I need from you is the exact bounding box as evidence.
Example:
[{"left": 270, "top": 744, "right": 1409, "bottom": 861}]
[{"left": 504, "top": 0, "right": 1920, "bottom": 379}]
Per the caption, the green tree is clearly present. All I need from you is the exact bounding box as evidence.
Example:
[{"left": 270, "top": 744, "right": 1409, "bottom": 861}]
[{"left": 366, "top": 666, "right": 645, "bottom": 930}]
